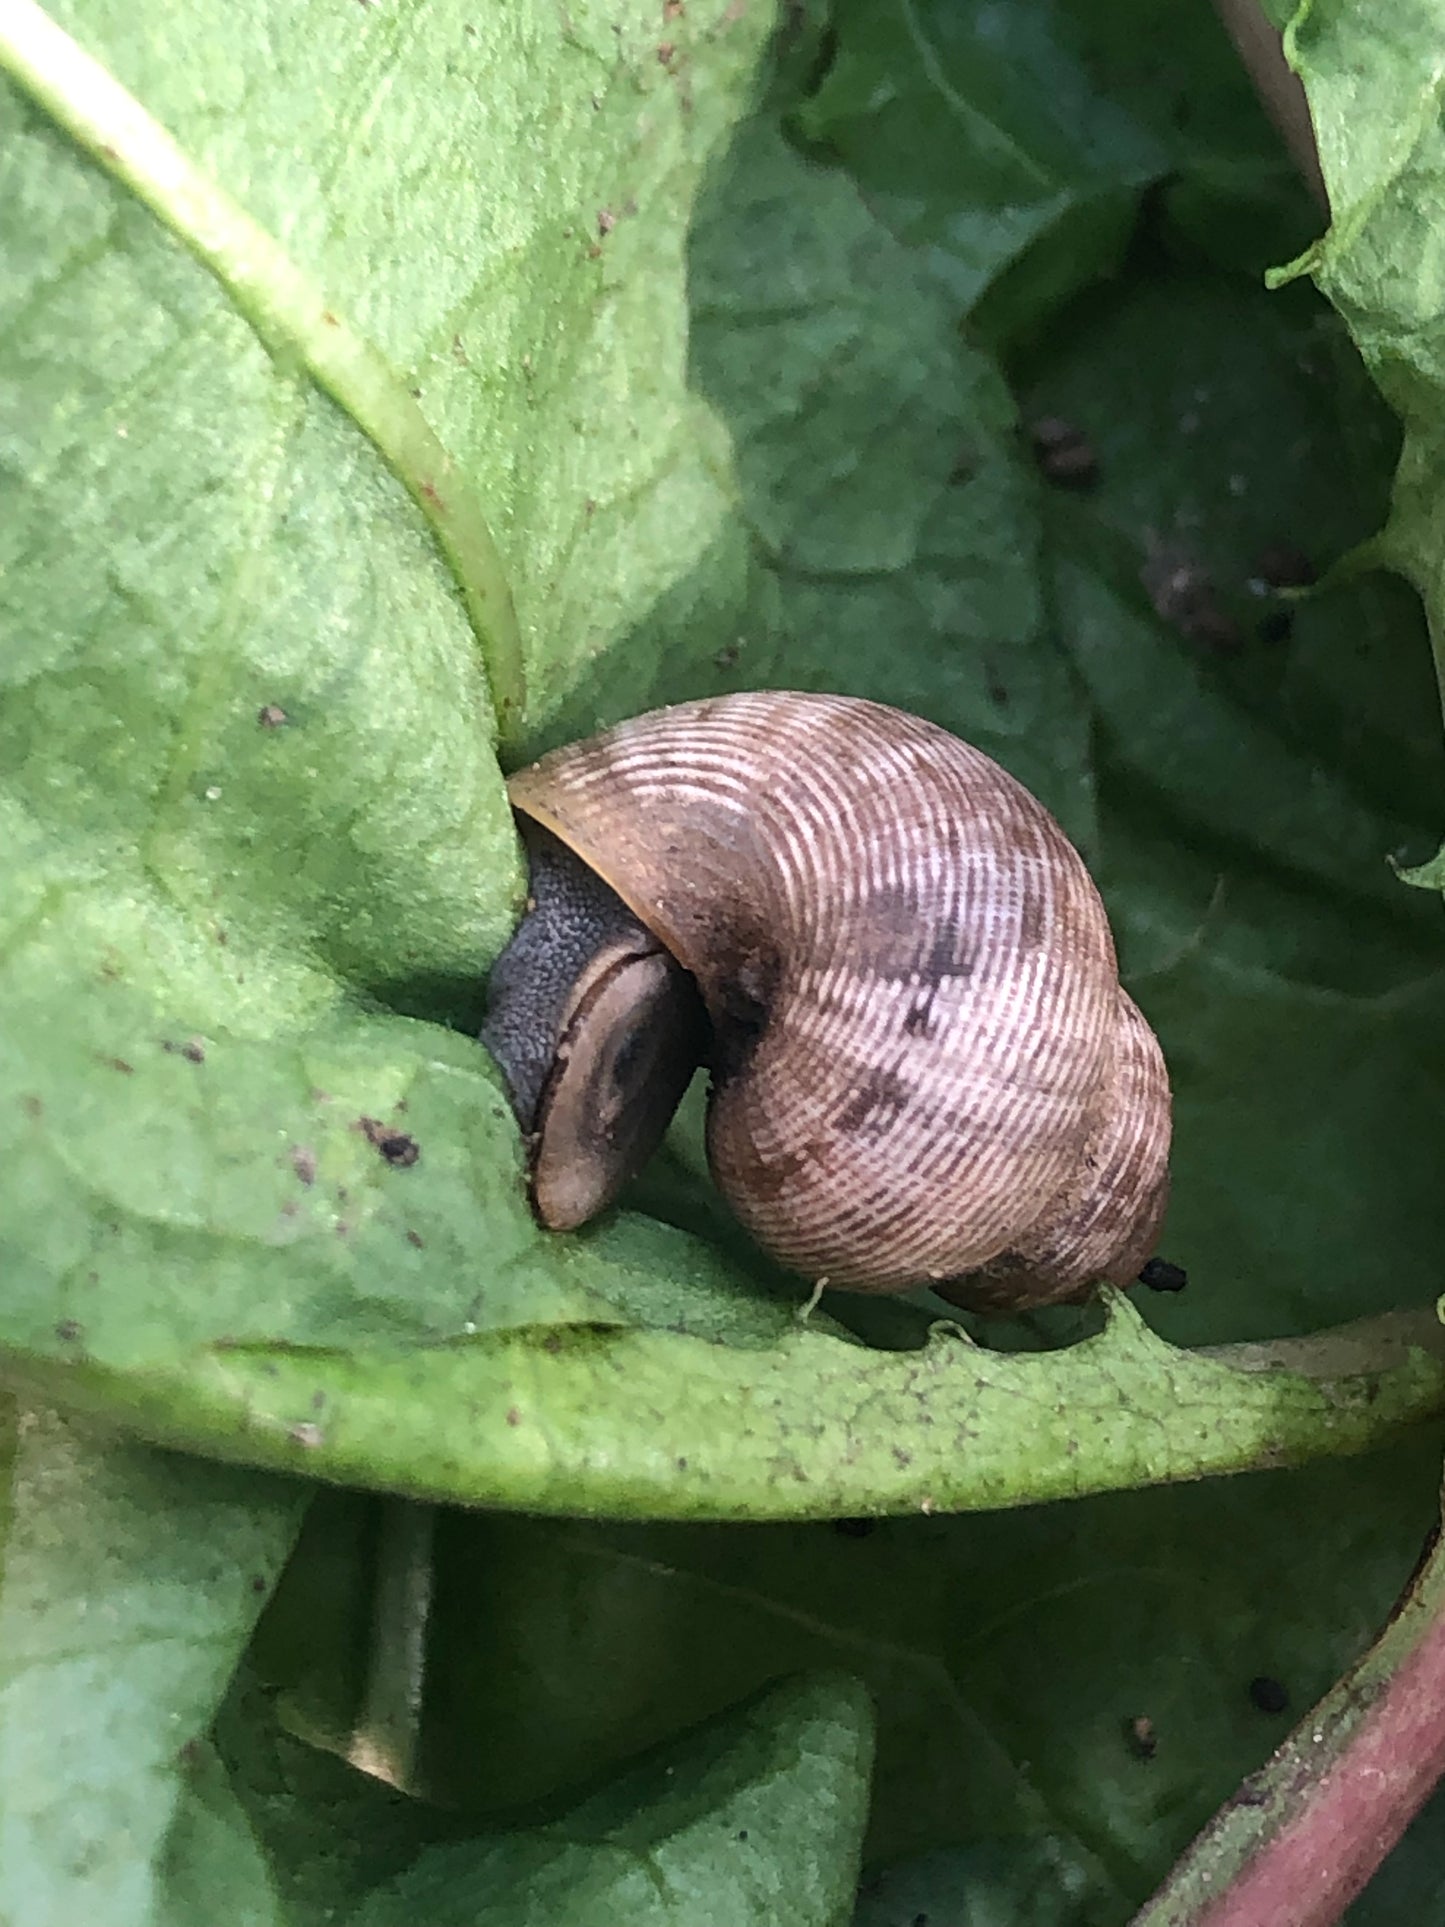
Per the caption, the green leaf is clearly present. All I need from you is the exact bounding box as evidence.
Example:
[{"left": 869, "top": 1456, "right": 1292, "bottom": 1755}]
[
  {"left": 1285, "top": 0, "right": 1445, "bottom": 731},
  {"left": 169, "top": 1662, "right": 872, "bottom": 1927},
  {"left": 0, "top": 0, "right": 793, "bottom": 1405},
  {"left": 794, "top": 0, "right": 1316, "bottom": 339},
  {"left": 156, "top": 1743, "right": 282, "bottom": 1927},
  {"left": 252, "top": 1438, "right": 1440, "bottom": 1910},
  {"left": 0, "top": 1404, "right": 304, "bottom": 1926},
  {"left": 17, "top": 1290, "right": 1445, "bottom": 1518},
  {"left": 347, "top": 1673, "right": 873, "bottom": 1927}
]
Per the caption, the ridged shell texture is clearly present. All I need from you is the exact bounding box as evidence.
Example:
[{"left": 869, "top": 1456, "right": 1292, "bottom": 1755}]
[{"left": 508, "top": 692, "right": 1170, "bottom": 1308}]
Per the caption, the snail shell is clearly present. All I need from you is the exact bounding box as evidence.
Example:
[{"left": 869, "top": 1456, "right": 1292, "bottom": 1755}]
[{"left": 482, "top": 692, "right": 1171, "bottom": 1313}]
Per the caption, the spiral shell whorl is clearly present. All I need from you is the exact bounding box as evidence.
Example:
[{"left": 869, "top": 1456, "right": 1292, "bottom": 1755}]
[{"left": 508, "top": 692, "right": 1168, "bottom": 1300}]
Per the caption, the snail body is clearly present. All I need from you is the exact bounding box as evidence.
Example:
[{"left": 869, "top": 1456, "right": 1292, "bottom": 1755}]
[{"left": 481, "top": 692, "right": 1171, "bottom": 1312}]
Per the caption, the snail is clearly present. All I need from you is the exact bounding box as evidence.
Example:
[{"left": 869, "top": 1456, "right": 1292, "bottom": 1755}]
[{"left": 481, "top": 691, "right": 1174, "bottom": 1313}]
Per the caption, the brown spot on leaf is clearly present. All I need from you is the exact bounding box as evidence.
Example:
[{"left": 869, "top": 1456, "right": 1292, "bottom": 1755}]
[
  {"left": 257, "top": 703, "right": 288, "bottom": 728},
  {"left": 359, "top": 1117, "right": 420, "bottom": 1167},
  {"left": 1125, "top": 1714, "right": 1157, "bottom": 1761},
  {"left": 1142, "top": 540, "right": 1241, "bottom": 652},
  {"left": 506, "top": 1406, "right": 521, "bottom": 1426},
  {"left": 405, "top": 1228, "right": 424, "bottom": 1248},
  {"left": 289, "top": 1422, "right": 324, "bottom": 1449},
  {"left": 1030, "top": 416, "right": 1099, "bottom": 489},
  {"left": 291, "top": 1146, "right": 317, "bottom": 1186},
  {"left": 21, "top": 1095, "right": 41, "bottom": 1122},
  {"left": 597, "top": 208, "right": 617, "bottom": 236},
  {"left": 55, "top": 1319, "right": 81, "bottom": 1342},
  {"left": 104, "top": 1056, "right": 134, "bottom": 1075}
]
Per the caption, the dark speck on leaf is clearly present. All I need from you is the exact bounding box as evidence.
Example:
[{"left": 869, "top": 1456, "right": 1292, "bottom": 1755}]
[
  {"left": 359, "top": 1118, "right": 420, "bottom": 1167},
  {"left": 1030, "top": 416, "right": 1099, "bottom": 489},
  {"left": 257, "top": 703, "right": 288, "bottom": 728},
  {"left": 506, "top": 1406, "right": 521, "bottom": 1426},
  {"left": 291, "top": 1146, "right": 317, "bottom": 1186},
  {"left": 1142, "top": 542, "right": 1241, "bottom": 653},
  {"left": 736, "top": 1829, "right": 749, "bottom": 1842},
  {"left": 1139, "top": 1256, "right": 1187, "bottom": 1293},
  {"left": 543, "top": 1332, "right": 562, "bottom": 1354},
  {"left": 1126, "top": 1714, "right": 1158, "bottom": 1760},
  {"left": 1257, "top": 608, "right": 1293, "bottom": 645},
  {"left": 21, "top": 1095, "right": 41, "bottom": 1121},
  {"left": 105, "top": 1056, "right": 134, "bottom": 1075},
  {"left": 1248, "top": 1674, "right": 1289, "bottom": 1715},
  {"left": 406, "top": 1228, "right": 424, "bottom": 1248},
  {"left": 250, "top": 1575, "right": 268, "bottom": 1594},
  {"left": 55, "top": 1319, "right": 81, "bottom": 1342}
]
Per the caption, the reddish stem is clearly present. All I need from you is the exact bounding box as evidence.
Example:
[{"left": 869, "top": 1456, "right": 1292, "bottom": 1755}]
[{"left": 1132, "top": 1521, "right": 1445, "bottom": 1927}]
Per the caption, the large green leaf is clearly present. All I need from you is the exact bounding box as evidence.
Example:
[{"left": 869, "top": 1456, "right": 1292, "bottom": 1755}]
[
  {"left": 0, "top": 1405, "right": 303, "bottom": 1927},
  {"left": 348, "top": 1673, "right": 872, "bottom": 1927},
  {"left": 155, "top": 1661, "right": 872, "bottom": 1927},
  {"left": 249, "top": 1436, "right": 1439, "bottom": 1905}
]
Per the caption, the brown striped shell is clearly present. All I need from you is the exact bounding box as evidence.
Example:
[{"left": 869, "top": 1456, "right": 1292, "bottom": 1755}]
[{"left": 485, "top": 691, "right": 1171, "bottom": 1312}]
